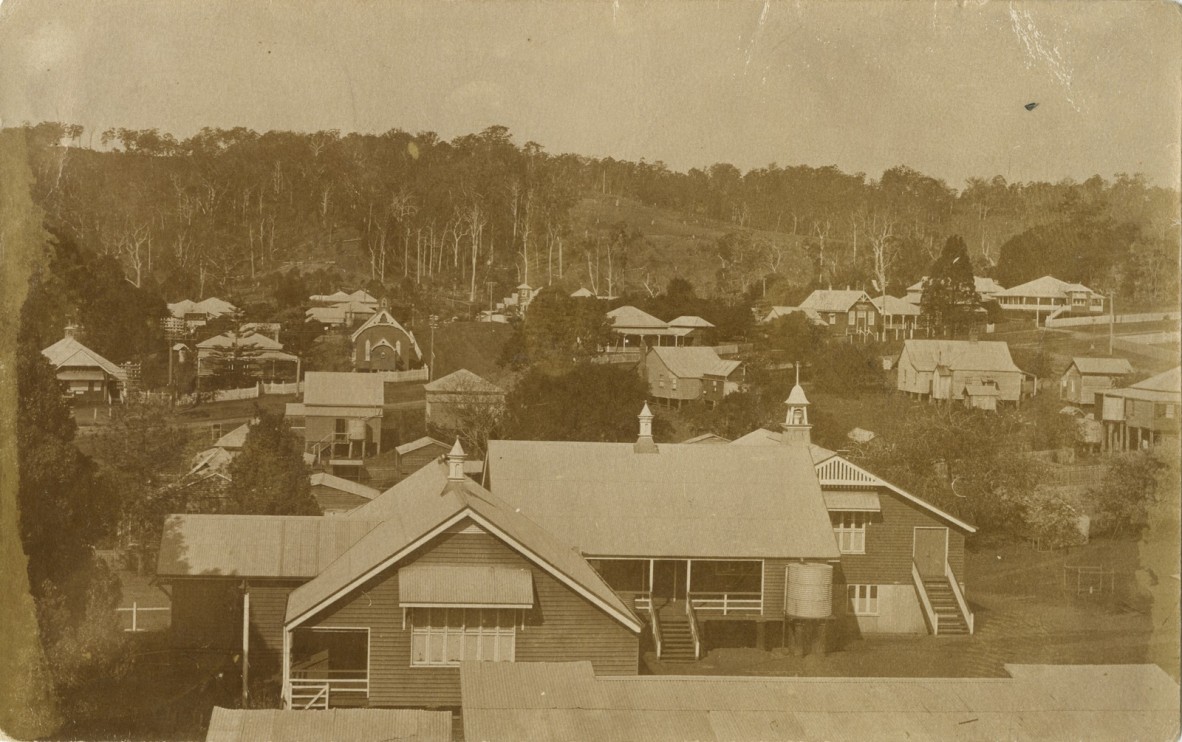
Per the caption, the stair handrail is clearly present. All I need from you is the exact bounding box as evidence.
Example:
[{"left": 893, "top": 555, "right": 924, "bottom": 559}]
[
  {"left": 649, "top": 602, "right": 663, "bottom": 658},
  {"left": 685, "top": 598, "right": 702, "bottom": 660},
  {"left": 944, "top": 561, "right": 975, "bottom": 634},
  {"left": 912, "top": 562, "right": 939, "bottom": 636}
]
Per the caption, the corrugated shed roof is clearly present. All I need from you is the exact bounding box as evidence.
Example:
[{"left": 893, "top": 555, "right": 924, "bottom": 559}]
[
  {"left": 424, "top": 368, "right": 504, "bottom": 393},
  {"left": 797, "top": 289, "right": 871, "bottom": 313},
  {"left": 680, "top": 433, "right": 732, "bottom": 444},
  {"left": 286, "top": 461, "right": 640, "bottom": 630},
  {"left": 1132, "top": 366, "right": 1180, "bottom": 393},
  {"left": 309, "top": 472, "right": 380, "bottom": 501},
  {"left": 668, "top": 315, "right": 715, "bottom": 328},
  {"left": 899, "top": 339, "right": 1021, "bottom": 374},
  {"left": 651, "top": 346, "right": 740, "bottom": 380},
  {"left": 995, "top": 275, "right": 1100, "bottom": 299},
  {"left": 398, "top": 564, "right": 533, "bottom": 607},
  {"left": 871, "top": 295, "right": 921, "bottom": 316},
  {"left": 303, "top": 372, "right": 385, "bottom": 407},
  {"left": 1104, "top": 366, "right": 1181, "bottom": 403},
  {"left": 607, "top": 305, "right": 668, "bottom": 329},
  {"left": 485, "top": 440, "right": 839, "bottom": 559},
  {"left": 41, "top": 337, "right": 127, "bottom": 380},
  {"left": 460, "top": 662, "right": 1180, "bottom": 742},
  {"left": 394, "top": 436, "right": 450, "bottom": 456},
  {"left": 1070, "top": 357, "right": 1134, "bottom": 376},
  {"left": 205, "top": 707, "right": 451, "bottom": 742},
  {"left": 156, "top": 515, "right": 379, "bottom": 578}
]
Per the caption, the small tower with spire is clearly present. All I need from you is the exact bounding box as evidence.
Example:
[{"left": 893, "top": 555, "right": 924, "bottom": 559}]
[
  {"left": 447, "top": 439, "right": 467, "bottom": 482},
  {"left": 781, "top": 363, "right": 812, "bottom": 446},
  {"left": 634, "top": 402, "right": 658, "bottom": 454}
]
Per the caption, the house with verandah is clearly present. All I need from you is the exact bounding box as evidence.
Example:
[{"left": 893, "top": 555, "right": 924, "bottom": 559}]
[{"left": 41, "top": 326, "right": 128, "bottom": 404}]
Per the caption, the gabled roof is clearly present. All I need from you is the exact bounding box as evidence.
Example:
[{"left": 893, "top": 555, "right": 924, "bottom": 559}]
[
  {"left": 870, "top": 295, "right": 920, "bottom": 316},
  {"left": 570, "top": 287, "right": 595, "bottom": 298},
  {"left": 1132, "top": 366, "right": 1180, "bottom": 393},
  {"left": 309, "top": 472, "right": 380, "bottom": 501},
  {"left": 394, "top": 436, "right": 450, "bottom": 456},
  {"left": 196, "top": 331, "right": 284, "bottom": 351},
  {"left": 607, "top": 305, "right": 668, "bottom": 330},
  {"left": 762, "top": 306, "right": 824, "bottom": 325},
  {"left": 797, "top": 289, "right": 872, "bottom": 313},
  {"left": 424, "top": 368, "right": 505, "bottom": 394},
  {"left": 156, "top": 515, "right": 380, "bottom": 578},
  {"left": 1068, "top": 357, "right": 1134, "bottom": 376},
  {"left": 899, "top": 339, "right": 1021, "bottom": 374},
  {"left": 303, "top": 372, "right": 385, "bottom": 408},
  {"left": 1104, "top": 366, "right": 1182, "bottom": 403},
  {"left": 285, "top": 461, "right": 641, "bottom": 632},
  {"left": 680, "top": 432, "right": 731, "bottom": 444},
  {"left": 651, "top": 346, "right": 741, "bottom": 380},
  {"left": 169, "top": 297, "right": 237, "bottom": 318},
  {"left": 305, "top": 306, "right": 346, "bottom": 324},
  {"left": 348, "top": 309, "right": 421, "bottom": 355},
  {"left": 41, "top": 337, "right": 127, "bottom": 381},
  {"left": 485, "top": 440, "right": 840, "bottom": 559},
  {"left": 205, "top": 707, "right": 452, "bottom": 742},
  {"left": 668, "top": 315, "right": 715, "bottom": 329},
  {"left": 459, "top": 662, "right": 1180, "bottom": 742},
  {"left": 310, "top": 290, "right": 353, "bottom": 303},
  {"left": 348, "top": 289, "right": 378, "bottom": 304},
  {"left": 994, "top": 275, "right": 1101, "bottom": 299},
  {"left": 214, "top": 423, "right": 251, "bottom": 450},
  {"left": 906, "top": 275, "right": 1005, "bottom": 295}
]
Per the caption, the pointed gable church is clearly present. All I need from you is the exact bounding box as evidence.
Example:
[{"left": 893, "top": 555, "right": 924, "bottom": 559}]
[{"left": 350, "top": 306, "right": 422, "bottom": 372}]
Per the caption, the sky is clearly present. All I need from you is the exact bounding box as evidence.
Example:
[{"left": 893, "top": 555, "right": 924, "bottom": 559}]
[{"left": 1, "top": 0, "right": 1179, "bottom": 189}]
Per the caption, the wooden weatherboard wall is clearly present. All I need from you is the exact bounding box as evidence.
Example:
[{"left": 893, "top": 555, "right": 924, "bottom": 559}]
[
  {"left": 300, "top": 520, "right": 640, "bottom": 708},
  {"left": 836, "top": 490, "right": 966, "bottom": 587}
]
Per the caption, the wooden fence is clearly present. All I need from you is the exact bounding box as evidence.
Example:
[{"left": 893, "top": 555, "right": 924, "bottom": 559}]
[{"left": 1045, "top": 311, "right": 1180, "bottom": 328}]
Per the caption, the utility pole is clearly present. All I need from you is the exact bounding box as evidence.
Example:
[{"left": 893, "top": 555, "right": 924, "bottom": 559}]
[
  {"left": 486, "top": 281, "right": 495, "bottom": 315},
  {"left": 1109, "top": 290, "right": 1116, "bottom": 356},
  {"left": 429, "top": 315, "right": 438, "bottom": 381}
]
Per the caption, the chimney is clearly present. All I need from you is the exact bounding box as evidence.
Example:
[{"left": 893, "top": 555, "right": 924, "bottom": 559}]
[
  {"left": 634, "top": 402, "right": 658, "bottom": 454},
  {"left": 64, "top": 324, "right": 81, "bottom": 340},
  {"left": 447, "top": 439, "right": 466, "bottom": 482},
  {"left": 781, "top": 363, "right": 812, "bottom": 446}
]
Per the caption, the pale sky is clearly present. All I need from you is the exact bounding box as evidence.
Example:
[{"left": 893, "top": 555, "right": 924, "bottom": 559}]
[{"left": 1, "top": 0, "right": 1179, "bottom": 188}]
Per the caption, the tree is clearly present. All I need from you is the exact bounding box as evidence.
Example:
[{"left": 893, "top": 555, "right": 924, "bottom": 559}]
[
  {"left": 503, "top": 364, "right": 664, "bottom": 442},
  {"left": 226, "top": 408, "right": 320, "bottom": 515},
  {"left": 513, "top": 288, "right": 611, "bottom": 374},
  {"left": 1088, "top": 452, "right": 1167, "bottom": 537},
  {"left": 921, "top": 235, "right": 981, "bottom": 337},
  {"left": 762, "top": 312, "right": 826, "bottom": 362},
  {"left": 200, "top": 338, "right": 263, "bottom": 390}
]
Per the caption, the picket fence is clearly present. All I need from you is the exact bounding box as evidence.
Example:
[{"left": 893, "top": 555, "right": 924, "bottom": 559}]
[{"left": 1045, "top": 311, "right": 1181, "bottom": 329}]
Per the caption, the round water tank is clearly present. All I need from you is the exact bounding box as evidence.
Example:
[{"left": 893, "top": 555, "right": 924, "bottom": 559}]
[
  {"left": 785, "top": 562, "right": 833, "bottom": 619},
  {"left": 346, "top": 418, "right": 368, "bottom": 441}
]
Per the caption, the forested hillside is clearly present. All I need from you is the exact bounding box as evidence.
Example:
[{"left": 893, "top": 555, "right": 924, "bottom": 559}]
[{"left": 19, "top": 122, "right": 1180, "bottom": 315}]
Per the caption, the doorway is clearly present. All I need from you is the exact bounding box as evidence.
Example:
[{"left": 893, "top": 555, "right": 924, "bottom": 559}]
[
  {"left": 913, "top": 527, "right": 948, "bottom": 579},
  {"left": 651, "top": 560, "right": 687, "bottom": 604}
]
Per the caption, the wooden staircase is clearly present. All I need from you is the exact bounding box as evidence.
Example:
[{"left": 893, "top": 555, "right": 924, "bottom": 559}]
[
  {"left": 656, "top": 601, "right": 697, "bottom": 661},
  {"left": 923, "top": 578, "right": 970, "bottom": 635}
]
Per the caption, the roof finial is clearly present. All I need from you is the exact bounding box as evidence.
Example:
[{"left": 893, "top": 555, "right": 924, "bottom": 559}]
[
  {"left": 447, "top": 438, "right": 466, "bottom": 482},
  {"left": 635, "top": 402, "right": 658, "bottom": 454}
]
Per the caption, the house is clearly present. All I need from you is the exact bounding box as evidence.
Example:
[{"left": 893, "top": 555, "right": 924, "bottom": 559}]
[
  {"left": 896, "top": 339, "right": 1024, "bottom": 406},
  {"left": 459, "top": 661, "right": 1180, "bottom": 742},
  {"left": 870, "top": 295, "right": 921, "bottom": 339},
  {"left": 205, "top": 707, "right": 451, "bottom": 742},
  {"left": 1098, "top": 366, "right": 1180, "bottom": 452},
  {"left": 350, "top": 308, "right": 422, "bottom": 372},
  {"left": 760, "top": 305, "right": 824, "bottom": 325},
  {"left": 730, "top": 384, "right": 976, "bottom": 637},
  {"left": 305, "top": 301, "right": 377, "bottom": 330},
  {"left": 644, "top": 346, "right": 742, "bottom": 408},
  {"left": 423, "top": 369, "right": 506, "bottom": 429},
  {"left": 310, "top": 289, "right": 379, "bottom": 307},
  {"left": 993, "top": 275, "right": 1106, "bottom": 317},
  {"left": 570, "top": 287, "right": 596, "bottom": 298},
  {"left": 168, "top": 297, "right": 239, "bottom": 329},
  {"left": 196, "top": 331, "right": 300, "bottom": 382},
  {"left": 41, "top": 326, "right": 127, "bottom": 404},
  {"left": 796, "top": 290, "right": 880, "bottom": 337},
  {"left": 666, "top": 315, "right": 714, "bottom": 345},
  {"left": 393, "top": 437, "right": 452, "bottom": 480},
  {"left": 309, "top": 472, "right": 380, "bottom": 515},
  {"left": 1060, "top": 357, "right": 1134, "bottom": 406},
  {"left": 904, "top": 275, "right": 1005, "bottom": 304},
  {"left": 606, "top": 305, "right": 674, "bottom": 349},
  {"left": 286, "top": 372, "right": 388, "bottom": 472},
  {"left": 157, "top": 442, "right": 643, "bottom": 710}
]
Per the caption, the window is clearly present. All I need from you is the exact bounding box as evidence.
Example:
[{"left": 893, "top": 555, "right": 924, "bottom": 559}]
[
  {"left": 848, "top": 310, "right": 856, "bottom": 324},
  {"left": 410, "top": 608, "right": 516, "bottom": 667},
  {"left": 672, "top": 377, "right": 679, "bottom": 391},
  {"left": 828, "top": 313, "right": 836, "bottom": 325},
  {"left": 589, "top": 559, "right": 649, "bottom": 593},
  {"left": 831, "top": 512, "right": 867, "bottom": 554},
  {"left": 847, "top": 585, "right": 879, "bottom": 615},
  {"left": 867, "top": 311, "right": 875, "bottom": 326},
  {"left": 1167, "top": 405, "right": 1176, "bottom": 419}
]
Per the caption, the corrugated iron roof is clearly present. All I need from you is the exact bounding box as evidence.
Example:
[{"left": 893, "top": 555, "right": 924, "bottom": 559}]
[
  {"left": 668, "top": 315, "right": 715, "bottom": 328},
  {"left": 205, "top": 706, "right": 451, "bottom": 742},
  {"left": 424, "top": 368, "right": 504, "bottom": 393},
  {"left": 899, "top": 339, "right": 1021, "bottom": 374},
  {"left": 608, "top": 305, "right": 668, "bottom": 329},
  {"left": 651, "top": 346, "right": 741, "bottom": 380},
  {"left": 41, "top": 337, "right": 127, "bottom": 380},
  {"left": 398, "top": 564, "right": 533, "bottom": 607},
  {"left": 680, "top": 433, "right": 732, "bottom": 444},
  {"left": 485, "top": 440, "right": 840, "bottom": 559},
  {"left": 797, "top": 289, "right": 872, "bottom": 313},
  {"left": 994, "top": 275, "right": 1101, "bottom": 299},
  {"left": 1132, "top": 366, "right": 1180, "bottom": 394},
  {"left": 906, "top": 275, "right": 1005, "bottom": 295},
  {"left": 1070, "top": 356, "right": 1134, "bottom": 376},
  {"left": 214, "top": 423, "right": 251, "bottom": 450},
  {"left": 460, "top": 662, "right": 1179, "bottom": 742},
  {"left": 303, "top": 372, "right": 385, "bottom": 407},
  {"left": 395, "top": 436, "right": 450, "bottom": 456},
  {"left": 197, "top": 331, "right": 284, "bottom": 351},
  {"left": 309, "top": 472, "right": 380, "bottom": 501},
  {"left": 871, "top": 294, "right": 921, "bottom": 316},
  {"left": 156, "top": 515, "right": 379, "bottom": 578}
]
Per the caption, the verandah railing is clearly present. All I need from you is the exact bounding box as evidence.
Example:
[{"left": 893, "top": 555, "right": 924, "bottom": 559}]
[{"left": 688, "top": 592, "right": 763, "bottom": 616}]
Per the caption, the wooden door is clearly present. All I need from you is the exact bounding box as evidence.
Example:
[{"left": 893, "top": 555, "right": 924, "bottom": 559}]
[
  {"left": 913, "top": 528, "right": 947, "bottom": 578},
  {"left": 652, "top": 560, "right": 686, "bottom": 602}
]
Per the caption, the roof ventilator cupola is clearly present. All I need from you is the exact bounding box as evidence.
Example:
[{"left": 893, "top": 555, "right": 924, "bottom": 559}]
[
  {"left": 447, "top": 438, "right": 467, "bottom": 482},
  {"left": 635, "top": 402, "right": 658, "bottom": 454},
  {"left": 781, "top": 362, "right": 812, "bottom": 446}
]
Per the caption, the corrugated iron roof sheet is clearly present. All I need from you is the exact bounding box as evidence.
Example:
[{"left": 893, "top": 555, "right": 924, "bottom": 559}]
[
  {"left": 1132, "top": 366, "right": 1180, "bottom": 393},
  {"left": 899, "top": 339, "right": 1021, "bottom": 374},
  {"left": 668, "top": 315, "right": 715, "bottom": 328},
  {"left": 1070, "top": 357, "right": 1134, "bottom": 376},
  {"left": 424, "top": 368, "right": 504, "bottom": 393},
  {"left": 460, "top": 662, "right": 1180, "bottom": 742},
  {"left": 871, "top": 294, "right": 921, "bottom": 316},
  {"left": 196, "top": 331, "right": 284, "bottom": 350},
  {"left": 651, "top": 346, "right": 740, "bottom": 380},
  {"left": 41, "top": 337, "right": 127, "bottom": 380},
  {"left": 485, "top": 440, "right": 840, "bottom": 559},
  {"left": 156, "top": 515, "right": 379, "bottom": 578},
  {"left": 309, "top": 472, "right": 380, "bottom": 501},
  {"left": 205, "top": 706, "right": 451, "bottom": 742},
  {"left": 797, "top": 289, "right": 871, "bottom": 313},
  {"left": 398, "top": 564, "right": 533, "bottom": 607},
  {"left": 303, "top": 372, "right": 385, "bottom": 407},
  {"left": 994, "top": 275, "right": 1100, "bottom": 299},
  {"left": 394, "top": 436, "right": 449, "bottom": 456},
  {"left": 608, "top": 305, "right": 668, "bottom": 329}
]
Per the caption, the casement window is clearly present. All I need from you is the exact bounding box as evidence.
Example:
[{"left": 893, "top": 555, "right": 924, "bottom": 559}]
[
  {"left": 831, "top": 512, "right": 867, "bottom": 554},
  {"left": 410, "top": 608, "right": 516, "bottom": 667},
  {"left": 847, "top": 584, "right": 879, "bottom": 615}
]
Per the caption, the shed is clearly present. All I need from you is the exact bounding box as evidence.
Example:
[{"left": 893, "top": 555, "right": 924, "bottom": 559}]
[{"left": 1060, "top": 356, "right": 1134, "bottom": 405}]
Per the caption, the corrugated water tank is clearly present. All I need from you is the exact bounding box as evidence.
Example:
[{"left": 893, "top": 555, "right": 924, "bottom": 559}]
[{"left": 784, "top": 562, "right": 833, "bottom": 619}]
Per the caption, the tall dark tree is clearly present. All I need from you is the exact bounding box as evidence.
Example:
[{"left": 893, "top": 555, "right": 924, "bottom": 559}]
[
  {"left": 921, "top": 235, "right": 981, "bottom": 336},
  {"left": 503, "top": 364, "right": 664, "bottom": 442},
  {"left": 510, "top": 288, "right": 611, "bottom": 374},
  {"left": 226, "top": 408, "right": 319, "bottom": 515}
]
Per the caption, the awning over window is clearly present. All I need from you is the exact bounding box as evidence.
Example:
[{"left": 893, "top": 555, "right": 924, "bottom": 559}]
[
  {"left": 398, "top": 565, "right": 534, "bottom": 609},
  {"left": 823, "top": 491, "right": 881, "bottom": 512}
]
